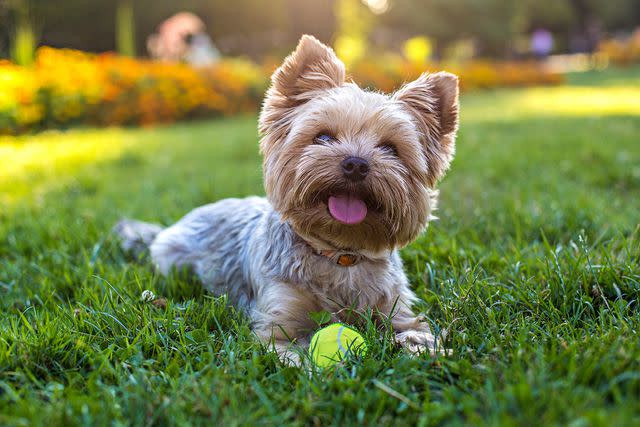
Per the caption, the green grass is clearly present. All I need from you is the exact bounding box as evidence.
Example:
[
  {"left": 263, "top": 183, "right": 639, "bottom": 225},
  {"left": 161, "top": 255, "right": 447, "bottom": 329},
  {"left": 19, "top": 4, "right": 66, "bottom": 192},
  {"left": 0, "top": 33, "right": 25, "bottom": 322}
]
[{"left": 1, "top": 67, "right": 639, "bottom": 426}]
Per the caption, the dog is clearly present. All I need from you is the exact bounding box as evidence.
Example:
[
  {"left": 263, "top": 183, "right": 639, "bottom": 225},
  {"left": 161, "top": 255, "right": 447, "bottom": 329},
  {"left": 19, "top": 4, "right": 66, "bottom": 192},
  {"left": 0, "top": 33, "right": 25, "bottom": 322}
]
[{"left": 114, "top": 35, "right": 459, "bottom": 364}]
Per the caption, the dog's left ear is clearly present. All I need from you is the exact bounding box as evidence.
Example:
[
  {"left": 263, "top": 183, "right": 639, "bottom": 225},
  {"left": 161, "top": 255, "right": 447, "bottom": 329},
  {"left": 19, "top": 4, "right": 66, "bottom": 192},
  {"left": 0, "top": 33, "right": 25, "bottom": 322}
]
[
  {"left": 259, "top": 35, "right": 345, "bottom": 135},
  {"left": 394, "top": 72, "right": 459, "bottom": 187}
]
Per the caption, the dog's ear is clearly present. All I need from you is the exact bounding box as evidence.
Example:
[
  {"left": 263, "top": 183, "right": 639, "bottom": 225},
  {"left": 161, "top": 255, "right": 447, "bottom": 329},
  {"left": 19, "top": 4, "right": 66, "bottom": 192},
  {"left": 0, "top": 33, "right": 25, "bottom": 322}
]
[
  {"left": 394, "top": 72, "right": 459, "bottom": 187},
  {"left": 259, "top": 35, "right": 345, "bottom": 134}
]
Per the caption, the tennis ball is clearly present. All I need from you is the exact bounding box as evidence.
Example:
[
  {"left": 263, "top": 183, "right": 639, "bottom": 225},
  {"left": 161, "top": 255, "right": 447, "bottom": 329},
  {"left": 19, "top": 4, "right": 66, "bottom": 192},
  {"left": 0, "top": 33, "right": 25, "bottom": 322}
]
[{"left": 310, "top": 323, "right": 367, "bottom": 367}]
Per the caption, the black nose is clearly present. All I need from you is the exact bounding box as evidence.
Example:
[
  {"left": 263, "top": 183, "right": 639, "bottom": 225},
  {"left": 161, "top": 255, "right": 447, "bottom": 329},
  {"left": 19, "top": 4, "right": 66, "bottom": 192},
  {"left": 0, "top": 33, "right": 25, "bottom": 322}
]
[{"left": 341, "top": 156, "right": 369, "bottom": 182}]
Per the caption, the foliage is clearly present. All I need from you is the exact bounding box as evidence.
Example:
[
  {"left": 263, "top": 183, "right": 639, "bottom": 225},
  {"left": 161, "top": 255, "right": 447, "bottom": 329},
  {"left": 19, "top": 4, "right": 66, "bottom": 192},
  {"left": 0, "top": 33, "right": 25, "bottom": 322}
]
[
  {"left": 596, "top": 29, "right": 640, "bottom": 66},
  {"left": 2, "top": 0, "right": 640, "bottom": 62},
  {"left": 1, "top": 46, "right": 564, "bottom": 135},
  {"left": 383, "top": 0, "right": 523, "bottom": 55},
  {"left": 1, "top": 69, "right": 639, "bottom": 425},
  {"left": 0, "top": 0, "right": 331, "bottom": 58},
  {"left": 383, "top": 0, "right": 640, "bottom": 56},
  {"left": 0, "top": 47, "right": 268, "bottom": 134},
  {"left": 349, "top": 55, "right": 564, "bottom": 93}
]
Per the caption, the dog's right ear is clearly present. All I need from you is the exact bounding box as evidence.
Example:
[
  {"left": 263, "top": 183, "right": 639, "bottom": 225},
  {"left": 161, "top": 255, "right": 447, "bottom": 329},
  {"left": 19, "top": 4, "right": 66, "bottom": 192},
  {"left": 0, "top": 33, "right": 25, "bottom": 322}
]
[{"left": 259, "top": 35, "right": 345, "bottom": 135}]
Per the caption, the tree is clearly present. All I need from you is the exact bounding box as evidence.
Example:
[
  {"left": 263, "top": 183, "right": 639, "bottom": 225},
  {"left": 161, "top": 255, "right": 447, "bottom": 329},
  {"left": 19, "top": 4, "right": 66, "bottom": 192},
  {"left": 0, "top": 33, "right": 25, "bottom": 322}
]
[
  {"left": 382, "top": 0, "right": 640, "bottom": 57},
  {"left": 2, "top": 0, "right": 36, "bottom": 64},
  {"left": 116, "top": 0, "right": 135, "bottom": 56}
]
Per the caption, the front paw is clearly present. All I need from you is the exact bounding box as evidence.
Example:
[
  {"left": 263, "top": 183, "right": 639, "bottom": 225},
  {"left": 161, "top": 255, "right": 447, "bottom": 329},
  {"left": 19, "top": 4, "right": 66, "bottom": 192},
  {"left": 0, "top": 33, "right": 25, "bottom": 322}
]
[
  {"left": 394, "top": 330, "right": 444, "bottom": 356},
  {"left": 269, "top": 342, "right": 303, "bottom": 367}
]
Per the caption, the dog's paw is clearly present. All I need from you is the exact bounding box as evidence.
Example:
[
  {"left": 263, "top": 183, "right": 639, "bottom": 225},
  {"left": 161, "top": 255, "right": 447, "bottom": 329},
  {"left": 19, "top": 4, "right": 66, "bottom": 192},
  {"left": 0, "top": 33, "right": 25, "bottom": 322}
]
[
  {"left": 394, "top": 329, "right": 444, "bottom": 356},
  {"left": 274, "top": 346, "right": 302, "bottom": 367},
  {"left": 263, "top": 339, "right": 303, "bottom": 367}
]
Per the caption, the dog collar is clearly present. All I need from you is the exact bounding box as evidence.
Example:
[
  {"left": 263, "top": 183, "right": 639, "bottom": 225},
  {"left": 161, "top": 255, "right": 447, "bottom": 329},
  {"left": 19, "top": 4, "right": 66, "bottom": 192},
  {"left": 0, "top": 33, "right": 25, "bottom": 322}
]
[
  {"left": 317, "top": 249, "right": 361, "bottom": 267},
  {"left": 300, "top": 238, "right": 361, "bottom": 266},
  {"left": 298, "top": 234, "right": 362, "bottom": 267}
]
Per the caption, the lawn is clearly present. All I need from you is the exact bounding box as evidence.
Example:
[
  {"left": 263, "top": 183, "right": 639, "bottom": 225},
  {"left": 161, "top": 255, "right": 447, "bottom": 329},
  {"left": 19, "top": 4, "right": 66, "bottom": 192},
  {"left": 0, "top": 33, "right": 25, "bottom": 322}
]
[{"left": 1, "top": 68, "right": 639, "bottom": 426}]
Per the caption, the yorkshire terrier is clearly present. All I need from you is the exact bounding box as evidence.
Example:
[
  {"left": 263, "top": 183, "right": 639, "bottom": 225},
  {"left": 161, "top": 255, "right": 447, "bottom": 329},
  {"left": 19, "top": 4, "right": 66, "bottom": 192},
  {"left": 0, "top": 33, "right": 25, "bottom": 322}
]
[{"left": 114, "top": 35, "right": 459, "bottom": 364}]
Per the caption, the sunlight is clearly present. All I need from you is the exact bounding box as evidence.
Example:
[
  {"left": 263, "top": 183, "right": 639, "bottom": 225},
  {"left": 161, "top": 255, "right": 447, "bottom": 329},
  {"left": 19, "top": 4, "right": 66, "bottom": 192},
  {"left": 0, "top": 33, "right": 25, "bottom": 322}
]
[
  {"left": 402, "top": 36, "right": 433, "bottom": 64},
  {"left": 0, "top": 128, "right": 134, "bottom": 206},
  {"left": 516, "top": 86, "right": 640, "bottom": 116},
  {"left": 361, "top": 0, "right": 388, "bottom": 14},
  {"left": 463, "top": 84, "right": 640, "bottom": 122},
  {"left": 2, "top": 81, "right": 638, "bottom": 207}
]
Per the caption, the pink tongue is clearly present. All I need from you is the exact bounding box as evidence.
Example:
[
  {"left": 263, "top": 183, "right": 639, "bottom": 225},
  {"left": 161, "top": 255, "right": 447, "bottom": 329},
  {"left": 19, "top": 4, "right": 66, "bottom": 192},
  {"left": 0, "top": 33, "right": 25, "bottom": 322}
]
[{"left": 328, "top": 195, "right": 368, "bottom": 225}]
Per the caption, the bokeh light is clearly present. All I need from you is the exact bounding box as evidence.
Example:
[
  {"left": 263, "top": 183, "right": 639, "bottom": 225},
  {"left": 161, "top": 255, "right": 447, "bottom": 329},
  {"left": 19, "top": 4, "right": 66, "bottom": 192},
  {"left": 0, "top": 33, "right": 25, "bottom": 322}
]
[{"left": 361, "top": 0, "right": 389, "bottom": 15}]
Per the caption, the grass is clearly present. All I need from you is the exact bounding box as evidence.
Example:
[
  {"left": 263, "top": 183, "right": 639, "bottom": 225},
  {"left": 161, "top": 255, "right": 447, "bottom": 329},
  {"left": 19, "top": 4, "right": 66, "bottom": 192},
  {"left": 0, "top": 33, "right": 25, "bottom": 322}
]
[{"left": 1, "top": 67, "right": 639, "bottom": 426}]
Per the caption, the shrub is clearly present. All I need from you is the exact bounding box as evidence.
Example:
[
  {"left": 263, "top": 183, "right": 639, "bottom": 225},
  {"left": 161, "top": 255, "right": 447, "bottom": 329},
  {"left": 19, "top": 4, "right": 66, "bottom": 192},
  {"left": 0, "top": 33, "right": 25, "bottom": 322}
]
[
  {"left": 0, "top": 47, "right": 564, "bottom": 135},
  {"left": 0, "top": 47, "right": 268, "bottom": 135},
  {"left": 596, "top": 29, "right": 640, "bottom": 66},
  {"left": 349, "top": 55, "right": 563, "bottom": 92}
]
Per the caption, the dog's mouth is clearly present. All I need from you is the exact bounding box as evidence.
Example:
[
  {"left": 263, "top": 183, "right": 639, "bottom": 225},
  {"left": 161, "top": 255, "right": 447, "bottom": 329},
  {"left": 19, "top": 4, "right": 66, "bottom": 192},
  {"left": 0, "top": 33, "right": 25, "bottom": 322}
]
[{"left": 327, "top": 194, "right": 368, "bottom": 225}]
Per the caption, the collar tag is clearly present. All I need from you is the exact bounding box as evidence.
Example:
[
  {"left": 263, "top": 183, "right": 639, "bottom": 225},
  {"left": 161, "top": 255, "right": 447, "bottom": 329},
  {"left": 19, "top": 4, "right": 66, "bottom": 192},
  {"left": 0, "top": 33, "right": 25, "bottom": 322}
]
[
  {"left": 337, "top": 254, "right": 358, "bottom": 266},
  {"left": 318, "top": 249, "right": 360, "bottom": 267}
]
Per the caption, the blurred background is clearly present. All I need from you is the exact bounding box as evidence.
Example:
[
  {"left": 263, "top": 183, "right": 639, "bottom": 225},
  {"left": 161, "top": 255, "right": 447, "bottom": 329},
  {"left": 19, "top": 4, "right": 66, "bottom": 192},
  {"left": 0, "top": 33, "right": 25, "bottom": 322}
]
[
  {"left": 0, "top": 0, "right": 639, "bottom": 134},
  {"left": 1, "top": 3, "right": 640, "bottom": 424}
]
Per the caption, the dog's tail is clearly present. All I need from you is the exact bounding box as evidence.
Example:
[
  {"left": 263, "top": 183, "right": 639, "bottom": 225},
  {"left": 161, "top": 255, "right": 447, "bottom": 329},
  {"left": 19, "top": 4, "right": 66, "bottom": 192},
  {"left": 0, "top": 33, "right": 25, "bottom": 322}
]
[{"left": 112, "top": 219, "right": 164, "bottom": 259}]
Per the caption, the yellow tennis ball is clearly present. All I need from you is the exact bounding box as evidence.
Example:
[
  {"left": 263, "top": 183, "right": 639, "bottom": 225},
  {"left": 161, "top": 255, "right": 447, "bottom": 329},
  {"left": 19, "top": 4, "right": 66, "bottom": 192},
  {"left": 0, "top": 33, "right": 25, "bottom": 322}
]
[{"left": 310, "top": 323, "right": 367, "bottom": 367}]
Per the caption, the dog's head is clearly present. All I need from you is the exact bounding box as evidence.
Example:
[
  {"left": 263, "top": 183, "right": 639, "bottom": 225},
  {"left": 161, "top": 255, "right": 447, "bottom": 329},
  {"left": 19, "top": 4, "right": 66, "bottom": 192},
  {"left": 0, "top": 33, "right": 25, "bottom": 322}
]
[{"left": 259, "top": 35, "right": 459, "bottom": 252}]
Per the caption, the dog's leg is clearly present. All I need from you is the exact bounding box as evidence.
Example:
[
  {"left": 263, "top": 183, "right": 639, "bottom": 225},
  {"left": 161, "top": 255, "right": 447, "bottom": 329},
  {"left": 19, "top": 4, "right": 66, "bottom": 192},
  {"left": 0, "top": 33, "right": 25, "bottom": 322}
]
[
  {"left": 391, "top": 306, "right": 441, "bottom": 355},
  {"left": 251, "top": 282, "right": 319, "bottom": 366},
  {"left": 383, "top": 286, "right": 443, "bottom": 356}
]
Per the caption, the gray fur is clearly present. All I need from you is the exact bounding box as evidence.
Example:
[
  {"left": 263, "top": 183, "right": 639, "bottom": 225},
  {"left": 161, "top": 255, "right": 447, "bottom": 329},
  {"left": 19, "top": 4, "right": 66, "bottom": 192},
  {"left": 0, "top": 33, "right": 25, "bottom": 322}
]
[
  {"left": 112, "top": 219, "right": 163, "bottom": 258},
  {"left": 114, "top": 196, "right": 438, "bottom": 363},
  {"left": 111, "top": 35, "right": 459, "bottom": 364}
]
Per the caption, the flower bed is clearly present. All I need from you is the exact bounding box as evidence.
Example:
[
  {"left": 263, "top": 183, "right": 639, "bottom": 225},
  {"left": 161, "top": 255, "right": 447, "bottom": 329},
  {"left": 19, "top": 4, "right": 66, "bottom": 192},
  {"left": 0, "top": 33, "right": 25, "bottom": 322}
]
[
  {"left": 596, "top": 29, "right": 640, "bottom": 66},
  {"left": 0, "top": 47, "right": 268, "bottom": 135},
  {"left": 348, "top": 55, "right": 563, "bottom": 93},
  {"left": 1, "top": 47, "right": 564, "bottom": 135}
]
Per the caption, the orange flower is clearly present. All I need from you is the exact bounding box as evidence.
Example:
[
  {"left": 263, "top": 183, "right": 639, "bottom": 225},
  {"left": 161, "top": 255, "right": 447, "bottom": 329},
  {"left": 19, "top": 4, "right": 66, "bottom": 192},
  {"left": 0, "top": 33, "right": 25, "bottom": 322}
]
[{"left": 1, "top": 46, "right": 564, "bottom": 135}]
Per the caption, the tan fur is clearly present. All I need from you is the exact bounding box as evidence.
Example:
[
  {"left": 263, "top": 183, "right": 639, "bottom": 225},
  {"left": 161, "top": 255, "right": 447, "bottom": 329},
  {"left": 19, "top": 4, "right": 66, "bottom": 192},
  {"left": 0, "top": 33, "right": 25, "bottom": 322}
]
[
  {"left": 117, "top": 35, "right": 459, "bottom": 364},
  {"left": 259, "top": 35, "right": 459, "bottom": 252}
]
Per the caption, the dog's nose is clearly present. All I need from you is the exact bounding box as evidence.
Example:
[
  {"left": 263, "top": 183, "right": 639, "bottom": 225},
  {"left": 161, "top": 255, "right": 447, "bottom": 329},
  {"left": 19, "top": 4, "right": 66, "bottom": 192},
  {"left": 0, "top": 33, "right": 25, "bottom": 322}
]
[{"left": 341, "top": 156, "right": 369, "bottom": 182}]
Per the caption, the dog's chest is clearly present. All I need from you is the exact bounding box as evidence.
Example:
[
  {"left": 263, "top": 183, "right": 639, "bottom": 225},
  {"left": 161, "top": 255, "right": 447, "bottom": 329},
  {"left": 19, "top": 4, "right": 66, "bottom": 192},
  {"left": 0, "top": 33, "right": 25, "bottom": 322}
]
[{"left": 304, "top": 261, "right": 393, "bottom": 312}]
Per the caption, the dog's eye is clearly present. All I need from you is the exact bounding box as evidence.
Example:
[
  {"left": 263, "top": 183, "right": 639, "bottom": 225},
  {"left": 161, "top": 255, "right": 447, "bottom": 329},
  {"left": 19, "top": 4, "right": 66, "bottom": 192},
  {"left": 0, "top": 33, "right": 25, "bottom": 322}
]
[
  {"left": 314, "top": 133, "right": 335, "bottom": 145},
  {"left": 380, "top": 144, "right": 399, "bottom": 157}
]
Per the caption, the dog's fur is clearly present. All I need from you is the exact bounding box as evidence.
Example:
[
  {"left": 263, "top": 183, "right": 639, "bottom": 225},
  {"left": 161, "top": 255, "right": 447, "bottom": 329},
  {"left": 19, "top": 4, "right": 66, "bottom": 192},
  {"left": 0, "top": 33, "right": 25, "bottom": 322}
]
[{"left": 114, "top": 35, "right": 459, "bottom": 364}]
